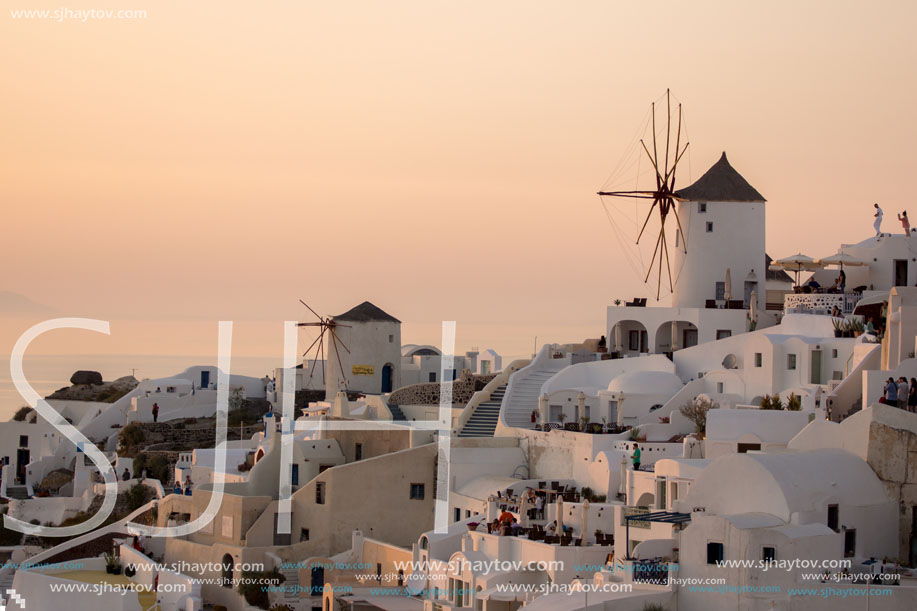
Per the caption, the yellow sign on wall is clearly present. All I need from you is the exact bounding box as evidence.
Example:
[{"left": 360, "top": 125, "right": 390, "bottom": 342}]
[{"left": 352, "top": 365, "right": 374, "bottom": 375}]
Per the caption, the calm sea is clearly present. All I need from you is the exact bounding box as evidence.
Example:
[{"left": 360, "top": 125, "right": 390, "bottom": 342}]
[{"left": 0, "top": 354, "right": 280, "bottom": 421}]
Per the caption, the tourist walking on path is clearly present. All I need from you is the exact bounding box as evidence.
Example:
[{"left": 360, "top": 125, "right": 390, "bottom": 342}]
[
  {"left": 152, "top": 402, "right": 159, "bottom": 423},
  {"left": 875, "top": 203, "right": 884, "bottom": 237},
  {"left": 909, "top": 379, "right": 917, "bottom": 413},
  {"left": 631, "top": 443, "right": 641, "bottom": 471}
]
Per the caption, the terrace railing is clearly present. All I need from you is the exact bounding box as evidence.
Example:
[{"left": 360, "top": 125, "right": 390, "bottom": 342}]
[{"left": 784, "top": 291, "right": 861, "bottom": 315}]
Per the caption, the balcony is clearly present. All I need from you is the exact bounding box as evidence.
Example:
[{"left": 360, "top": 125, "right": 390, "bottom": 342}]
[{"left": 784, "top": 291, "right": 861, "bottom": 315}]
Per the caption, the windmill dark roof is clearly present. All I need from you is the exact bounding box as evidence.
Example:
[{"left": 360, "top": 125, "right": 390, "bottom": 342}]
[
  {"left": 334, "top": 301, "right": 401, "bottom": 323},
  {"left": 675, "top": 152, "right": 766, "bottom": 203}
]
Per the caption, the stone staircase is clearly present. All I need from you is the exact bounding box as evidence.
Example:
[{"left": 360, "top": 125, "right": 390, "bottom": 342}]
[
  {"left": 4, "top": 486, "right": 29, "bottom": 500},
  {"left": 277, "top": 563, "right": 302, "bottom": 610},
  {"left": 458, "top": 385, "right": 506, "bottom": 437},
  {"left": 387, "top": 403, "right": 407, "bottom": 421},
  {"left": 502, "top": 364, "right": 566, "bottom": 429},
  {"left": 0, "top": 568, "right": 16, "bottom": 598}
]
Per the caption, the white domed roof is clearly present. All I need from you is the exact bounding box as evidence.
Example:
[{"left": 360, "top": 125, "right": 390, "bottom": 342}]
[{"left": 607, "top": 370, "right": 683, "bottom": 395}]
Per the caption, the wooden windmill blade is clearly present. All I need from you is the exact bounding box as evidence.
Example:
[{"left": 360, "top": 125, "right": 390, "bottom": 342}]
[
  {"left": 299, "top": 299, "right": 323, "bottom": 322},
  {"left": 301, "top": 332, "right": 323, "bottom": 358},
  {"left": 305, "top": 330, "right": 325, "bottom": 387},
  {"left": 329, "top": 327, "right": 351, "bottom": 354},
  {"left": 328, "top": 331, "right": 349, "bottom": 392},
  {"left": 596, "top": 89, "right": 691, "bottom": 299}
]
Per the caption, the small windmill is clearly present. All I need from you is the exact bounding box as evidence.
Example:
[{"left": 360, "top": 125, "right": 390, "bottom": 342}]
[
  {"left": 296, "top": 300, "right": 351, "bottom": 392},
  {"left": 598, "top": 89, "right": 690, "bottom": 300}
]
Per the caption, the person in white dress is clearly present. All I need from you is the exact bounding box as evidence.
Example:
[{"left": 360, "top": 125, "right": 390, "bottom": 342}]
[{"left": 874, "top": 203, "right": 884, "bottom": 237}]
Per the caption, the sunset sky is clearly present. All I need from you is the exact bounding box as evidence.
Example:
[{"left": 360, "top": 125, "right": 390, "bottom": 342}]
[{"left": 1, "top": 0, "right": 916, "bottom": 360}]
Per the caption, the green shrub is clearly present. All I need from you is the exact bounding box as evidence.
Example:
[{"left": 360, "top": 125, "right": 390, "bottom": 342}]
[
  {"left": 124, "top": 482, "right": 153, "bottom": 513},
  {"left": 760, "top": 394, "right": 784, "bottom": 410},
  {"left": 228, "top": 407, "right": 260, "bottom": 428},
  {"left": 118, "top": 424, "right": 146, "bottom": 456},
  {"left": 133, "top": 453, "right": 171, "bottom": 485},
  {"left": 238, "top": 568, "right": 285, "bottom": 609},
  {"left": 786, "top": 392, "right": 802, "bottom": 411}
]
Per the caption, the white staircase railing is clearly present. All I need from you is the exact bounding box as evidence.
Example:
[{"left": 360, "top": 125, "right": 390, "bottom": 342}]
[{"left": 453, "top": 359, "right": 529, "bottom": 436}]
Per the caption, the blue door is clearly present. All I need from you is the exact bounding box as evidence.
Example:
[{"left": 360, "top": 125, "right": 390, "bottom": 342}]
[
  {"left": 200, "top": 370, "right": 210, "bottom": 389},
  {"left": 381, "top": 364, "right": 393, "bottom": 393},
  {"left": 291, "top": 464, "right": 299, "bottom": 486}
]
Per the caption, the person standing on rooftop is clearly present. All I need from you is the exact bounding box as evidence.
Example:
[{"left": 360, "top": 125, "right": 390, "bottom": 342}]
[
  {"left": 875, "top": 203, "right": 884, "bottom": 238},
  {"left": 899, "top": 211, "right": 911, "bottom": 236}
]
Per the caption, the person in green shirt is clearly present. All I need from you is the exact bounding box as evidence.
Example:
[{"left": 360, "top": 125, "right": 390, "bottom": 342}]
[{"left": 631, "top": 443, "right": 641, "bottom": 471}]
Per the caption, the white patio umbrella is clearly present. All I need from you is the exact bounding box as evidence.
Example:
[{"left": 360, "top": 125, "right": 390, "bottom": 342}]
[
  {"left": 519, "top": 492, "right": 530, "bottom": 528},
  {"left": 724, "top": 268, "right": 732, "bottom": 302},
  {"left": 749, "top": 290, "right": 758, "bottom": 330},
  {"left": 817, "top": 252, "right": 867, "bottom": 269},
  {"left": 774, "top": 253, "right": 824, "bottom": 285},
  {"left": 618, "top": 456, "right": 627, "bottom": 497},
  {"left": 581, "top": 499, "right": 590, "bottom": 544}
]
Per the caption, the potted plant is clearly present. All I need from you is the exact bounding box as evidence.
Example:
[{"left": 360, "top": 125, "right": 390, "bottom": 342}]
[
  {"left": 466, "top": 522, "right": 480, "bottom": 532},
  {"left": 832, "top": 317, "right": 844, "bottom": 337},
  {"left": 557, "top": 412, "right": 567, "bottom": 427},
  {"left": 849, "top": 318, "right": 865, "bottom": 337},
  {"left": 104, "top": 552, "right": 121, "bottom": 575}
]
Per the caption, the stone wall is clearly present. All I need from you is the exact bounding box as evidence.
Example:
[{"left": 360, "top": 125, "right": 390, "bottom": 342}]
[
  {"left": 866, "top": 417, "right": 917, "bottom": 565},
  {"left": 388, "top": 370, "right": 497, "bottom": 407}
]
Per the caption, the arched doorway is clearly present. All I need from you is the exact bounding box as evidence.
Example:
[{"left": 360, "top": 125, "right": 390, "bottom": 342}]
[
  {"left": 221, "top": 554, "right": 234, "bottom": 588},
  {"left": 655, "top": 320, "right": 698, "bottom": 354},
  {"left": 381, "top": 363, "right": 393, "bottom": 393},
  {"left": 611, "top": 321, "right": 649, "bottom": 356}
]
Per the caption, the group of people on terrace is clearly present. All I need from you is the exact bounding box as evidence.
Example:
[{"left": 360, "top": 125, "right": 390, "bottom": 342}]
[
  {"left": 880, "top": 376, "right": 917, "bottom": 412},
  {"left": 796, "top": 268, "right": 847, "bottom": 294},
  {"left": 172, "top": 474, "right": 194, "bottom": 496}
]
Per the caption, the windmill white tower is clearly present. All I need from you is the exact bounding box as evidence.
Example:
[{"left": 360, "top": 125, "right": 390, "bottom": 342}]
[{"left": 671, "top": 152, "right": 767, "bottom": 312}]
